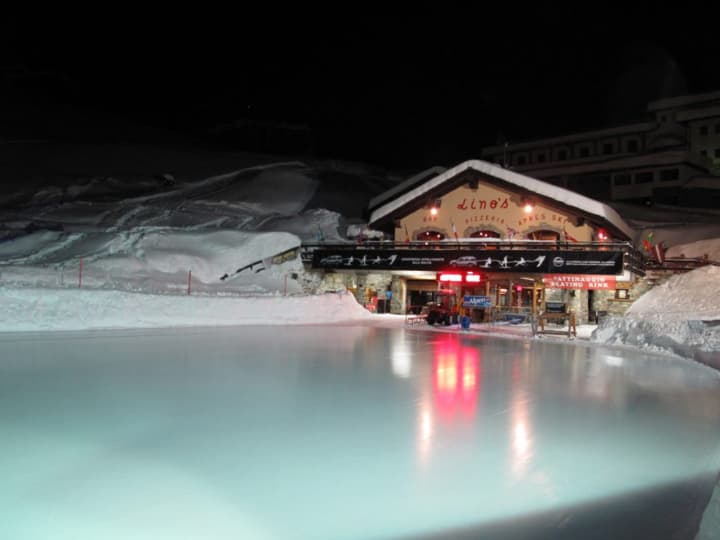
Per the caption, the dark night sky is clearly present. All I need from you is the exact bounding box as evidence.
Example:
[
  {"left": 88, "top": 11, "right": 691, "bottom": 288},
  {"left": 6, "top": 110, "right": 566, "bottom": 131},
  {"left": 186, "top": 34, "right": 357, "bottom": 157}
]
[{"left": 2, "top": 7, "right": 720, "bottom": 170}]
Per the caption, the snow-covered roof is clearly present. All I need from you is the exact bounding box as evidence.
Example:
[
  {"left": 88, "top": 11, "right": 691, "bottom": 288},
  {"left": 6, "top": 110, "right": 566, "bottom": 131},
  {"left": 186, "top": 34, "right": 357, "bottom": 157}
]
[{"left": 368, "top": 159, "right": 635, "bottom": 239}]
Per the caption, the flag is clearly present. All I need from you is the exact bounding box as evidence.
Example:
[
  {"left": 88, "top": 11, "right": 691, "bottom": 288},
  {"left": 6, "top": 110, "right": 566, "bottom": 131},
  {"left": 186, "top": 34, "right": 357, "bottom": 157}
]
[
  {"left": 643, "top": 231, "right": 655, "bottom": 252},
  {"left": 451, "top": 220, "right": 458, "bottom": 240},
  {"left": 563, "top": 228, "right": 578, "bottom": 243}
]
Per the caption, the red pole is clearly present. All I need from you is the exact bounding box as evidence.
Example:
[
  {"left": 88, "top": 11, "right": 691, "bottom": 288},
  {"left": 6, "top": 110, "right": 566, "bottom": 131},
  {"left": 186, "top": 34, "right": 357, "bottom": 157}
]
[
  {"left": 188, "top": 270, "right": 192, "bottom": 295},
  {"left": 78, "top": 258, "right": 83, "bottom": 288}
]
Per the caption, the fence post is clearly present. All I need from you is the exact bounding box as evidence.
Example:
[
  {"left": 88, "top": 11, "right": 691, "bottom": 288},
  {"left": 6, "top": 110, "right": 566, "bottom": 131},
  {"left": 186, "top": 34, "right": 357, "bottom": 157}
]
[
  {"left": 187, "top": 270, "right": 192, "bottom": 295},
  {"left": 78, "top": 258, "right": 83, "bottom": 288}
]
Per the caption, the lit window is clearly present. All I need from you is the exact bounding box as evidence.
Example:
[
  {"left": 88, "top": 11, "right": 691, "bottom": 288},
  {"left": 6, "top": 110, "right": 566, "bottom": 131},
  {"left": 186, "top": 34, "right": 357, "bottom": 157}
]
[
  {"left": 416, "top": 230, "right": 445, "bottom": 242},
  {"left": 469, "top": 230, "right": 500, "bottom": 239},
  {"left": 527, "top": 230, "right": 559, "bottom": 241}
]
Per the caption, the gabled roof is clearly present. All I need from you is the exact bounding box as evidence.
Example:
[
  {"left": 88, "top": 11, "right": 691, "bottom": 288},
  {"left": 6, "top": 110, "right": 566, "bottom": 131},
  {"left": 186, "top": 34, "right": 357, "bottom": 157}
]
[{"left": 368, "top": 159, "right": 635, "bottom": 240}]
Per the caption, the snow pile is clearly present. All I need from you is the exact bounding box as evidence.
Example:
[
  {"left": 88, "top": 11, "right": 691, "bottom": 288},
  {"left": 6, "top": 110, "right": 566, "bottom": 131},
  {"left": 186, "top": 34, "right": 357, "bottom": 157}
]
[
  {"left": 0, "top": 229, "right": 306, "bottom": 295},
  {"left": 665, "top": 237, "right": 720, "bottom": 262},
  {"left": 592, "top": 266, "right": 720, "bottom": 360},
  {"left": 0, "top": 288, "right": 371, "bottom": 332}
]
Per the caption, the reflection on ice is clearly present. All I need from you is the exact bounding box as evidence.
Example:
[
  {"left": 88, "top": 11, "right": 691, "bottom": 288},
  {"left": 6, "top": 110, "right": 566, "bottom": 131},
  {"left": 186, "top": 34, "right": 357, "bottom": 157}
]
[
  {"left": 432, "top": 334, "right": 479, "bottom": 420},
  {"left": 391, "top": 330, "right": 412, "bottom": 378}
]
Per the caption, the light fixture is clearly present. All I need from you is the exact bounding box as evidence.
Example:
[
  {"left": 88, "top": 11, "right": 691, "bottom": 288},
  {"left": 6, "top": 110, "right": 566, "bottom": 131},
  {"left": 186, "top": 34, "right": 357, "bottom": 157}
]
[
  {"left": 523, "top": 202, "right": 534, "bottom": 214},
  {"left": 430, "top": 207, "right": 438, "bottom": 216}
]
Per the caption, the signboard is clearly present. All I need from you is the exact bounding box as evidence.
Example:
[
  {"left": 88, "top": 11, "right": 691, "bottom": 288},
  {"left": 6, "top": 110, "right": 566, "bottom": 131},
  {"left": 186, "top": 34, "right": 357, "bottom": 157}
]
[
  {"left": 543, "top": 274, "right": 617, "bottom": 289},
  {"left": 312, "top": 249, "right": 624, "bottom": 275},
  {"left": 463, "top": 295, "right": 493, "bottom": 308}
]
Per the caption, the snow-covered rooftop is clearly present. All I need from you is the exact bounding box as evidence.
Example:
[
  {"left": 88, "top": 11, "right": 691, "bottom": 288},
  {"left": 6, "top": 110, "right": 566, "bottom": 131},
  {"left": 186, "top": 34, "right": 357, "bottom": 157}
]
[{"left": 368, "top": 159, "right": 636, "bottom": 239}]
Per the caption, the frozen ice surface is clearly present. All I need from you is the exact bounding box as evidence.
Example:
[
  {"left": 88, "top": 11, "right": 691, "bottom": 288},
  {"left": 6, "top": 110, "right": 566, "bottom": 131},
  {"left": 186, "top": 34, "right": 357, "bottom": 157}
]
[{"left": 1, "top": 326, "right": 719, "bottom": 540}]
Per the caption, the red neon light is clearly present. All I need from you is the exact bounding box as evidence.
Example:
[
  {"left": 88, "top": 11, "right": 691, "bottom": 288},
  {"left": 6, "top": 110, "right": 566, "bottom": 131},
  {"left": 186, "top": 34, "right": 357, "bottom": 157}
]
[
  {"left": 465, "top": 274, "right": 481, "bottom": 283},
  {"left": 439, "top": 273, "right": 463, "bottom": 282}
]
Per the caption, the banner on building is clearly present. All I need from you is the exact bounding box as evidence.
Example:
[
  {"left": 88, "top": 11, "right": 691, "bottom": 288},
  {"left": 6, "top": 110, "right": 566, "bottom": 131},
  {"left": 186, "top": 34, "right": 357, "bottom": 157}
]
[
  {"left": 312, "top": 249, "right": 624, "bottom": 275},
  {"left": 542, "top": 274, "right": 617, "bottom": 289}
]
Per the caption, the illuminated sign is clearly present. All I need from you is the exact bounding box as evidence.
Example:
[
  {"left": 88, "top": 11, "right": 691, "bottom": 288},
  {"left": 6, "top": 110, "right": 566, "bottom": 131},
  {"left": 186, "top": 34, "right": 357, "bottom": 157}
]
[
  {"left": 543, "top": 274, "right": 617, "bottom": 289},
  {"left": 438, "top": 272, "right": 484, "bottom": 284}
]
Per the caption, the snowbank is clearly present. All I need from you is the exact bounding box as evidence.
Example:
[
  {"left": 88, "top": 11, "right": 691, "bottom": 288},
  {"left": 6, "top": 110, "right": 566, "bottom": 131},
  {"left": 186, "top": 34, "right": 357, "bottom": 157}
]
[
  {"left": 0, "top": 288, "right": 372, "bottom": 332},
  {"left": 592, "top": 266, "right": 720, "bottom": 364}
]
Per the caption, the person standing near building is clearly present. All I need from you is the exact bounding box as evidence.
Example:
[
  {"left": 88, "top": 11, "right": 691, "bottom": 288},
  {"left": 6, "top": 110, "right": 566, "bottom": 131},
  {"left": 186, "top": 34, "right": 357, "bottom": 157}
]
[{"left": 385, "top": 288, "right": 392, "bottom": 314}]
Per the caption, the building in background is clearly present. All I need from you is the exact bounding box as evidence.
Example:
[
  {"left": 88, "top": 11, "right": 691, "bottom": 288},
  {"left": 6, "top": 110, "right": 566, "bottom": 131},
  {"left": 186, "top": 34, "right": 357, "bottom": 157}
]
[
  {"left": 480, "top": 91, "right": 720, "bottom": 208},
  {"left": 309, "top": 160, "right": 642, "bottom": 323}
]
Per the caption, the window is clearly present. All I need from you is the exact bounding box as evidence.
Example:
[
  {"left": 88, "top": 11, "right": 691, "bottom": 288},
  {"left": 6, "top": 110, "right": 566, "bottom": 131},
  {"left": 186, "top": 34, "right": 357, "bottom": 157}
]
[
  {"left": 416, "top": 230, "right": 445, "bottom": 242},
  {"left": 616, "top": 289, "right": 629, "bottom": 300},
  {"left": 536, "top": 153, "right": 547, "bottom": 163},
  {"left": 701, "top": 149, "right": 708, "bottom": 157},
  {"left": 578, "top": 147, "right": 589, "bottom": 158},
  {"left": 626, "top": 140, "right": 639, "bottom": 153},
  {"left": 470, "top": 230, "right": 500, "bottom": 239},
  {"left": 635, "top": 172, "right": 654, "bottom": 184},
  {"left": 516, "top": 155, "right": 527, "bottom": 165},
  {"left": 660, "top": 115, "right": 667, "bottom": 123},
  {"left": 614, "top": 174, "right": 631, "bottom": 186},
  {"left": 660, "top": 168, "right": 679, "bottom": 182},
  {"left": 716, "top": 124, "right": 720, "bottom": 134},
  {"left": 715, "top": 149, "right": 720, "bottom": 158},
  {"left": 557, "top": 149, "right": 568, "bottom": 161},
  {"left": 526, "top": 230, "right": 560, "bottom": 241},
  {"left": 602, "top": 143, "right": 613, "bottom": 155},
  {"left": 700, "top": 125, "right": 709, "bottom": 136}
]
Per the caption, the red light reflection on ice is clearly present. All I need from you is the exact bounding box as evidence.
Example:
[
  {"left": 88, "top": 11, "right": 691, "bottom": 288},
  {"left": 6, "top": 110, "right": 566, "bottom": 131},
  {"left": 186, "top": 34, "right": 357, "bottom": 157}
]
[{"left": 432, "top": 335, "right": 480, "bottom": 419}]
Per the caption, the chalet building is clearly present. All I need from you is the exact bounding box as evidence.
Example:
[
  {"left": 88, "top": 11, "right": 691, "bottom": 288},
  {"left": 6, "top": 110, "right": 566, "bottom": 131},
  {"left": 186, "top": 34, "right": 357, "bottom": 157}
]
[
  {"left": 480, "top": 91, "right": 720, "bottom": 207},
  {"left": 308, "top": 160, "right": 643, "bottom": 324}
]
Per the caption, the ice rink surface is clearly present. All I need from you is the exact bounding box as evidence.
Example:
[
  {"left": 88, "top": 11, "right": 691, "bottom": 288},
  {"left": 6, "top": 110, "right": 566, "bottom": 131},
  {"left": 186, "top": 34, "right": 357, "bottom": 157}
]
[{"left": 2, "top": 325, "right": 719, "bottom": 539}]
